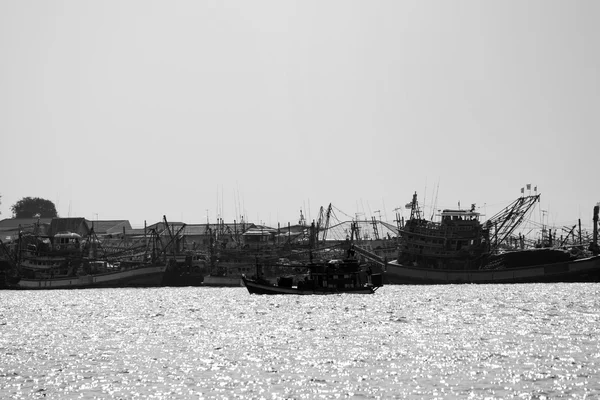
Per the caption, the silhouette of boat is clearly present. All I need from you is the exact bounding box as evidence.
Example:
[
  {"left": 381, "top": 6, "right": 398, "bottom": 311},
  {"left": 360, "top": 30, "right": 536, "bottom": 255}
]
[
  {"left": 384, "top": 194, "right": 600, "bottom": 284},
  {"left": 1, "top": 220, "right": 173, "bottom": 290},
  {"left": 242, "top": 254, "right": 383, "bottom": 295}
]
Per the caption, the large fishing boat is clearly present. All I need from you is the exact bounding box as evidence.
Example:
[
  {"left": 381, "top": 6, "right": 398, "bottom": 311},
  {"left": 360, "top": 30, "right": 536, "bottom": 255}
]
[
  {"left": 12, "top": 261, "right": 169, "bottom": 290},
  {"left": 1, "top": 221, "right": 173, "bottom": 290},
  {"left": 242, "top": 251, "right": 383, "bottom": 295},
  {"left": 383, "top": 194, "right": 600, "bottom": 284}
]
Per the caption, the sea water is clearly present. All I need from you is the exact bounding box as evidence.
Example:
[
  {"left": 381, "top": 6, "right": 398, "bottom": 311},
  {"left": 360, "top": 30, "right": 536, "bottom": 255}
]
[{"left": 1, "top": 284, "right": 599, "bottom": 399}]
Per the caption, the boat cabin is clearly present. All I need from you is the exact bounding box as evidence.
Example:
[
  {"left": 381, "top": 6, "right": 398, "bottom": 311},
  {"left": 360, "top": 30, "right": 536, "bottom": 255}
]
[
  {"left": 295, "top": 259, "right": 365, "bottom": 291},
  {"left": 52, "top": 232, "right": 82, "bottom": 251},
  {"left": 440, "top": 209, "right": 480, "bottom": 223}
]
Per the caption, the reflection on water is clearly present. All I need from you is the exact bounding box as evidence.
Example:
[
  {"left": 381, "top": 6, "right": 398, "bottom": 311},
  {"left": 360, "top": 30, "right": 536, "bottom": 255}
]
[{"left": 1, "top": 284, "right": 599, "bottom": 399}]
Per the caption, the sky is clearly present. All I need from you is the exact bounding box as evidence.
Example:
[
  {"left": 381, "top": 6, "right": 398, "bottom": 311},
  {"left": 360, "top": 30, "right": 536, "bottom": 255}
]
[{"left": 1, "top": 1, "right": 599, "bottom": 232}]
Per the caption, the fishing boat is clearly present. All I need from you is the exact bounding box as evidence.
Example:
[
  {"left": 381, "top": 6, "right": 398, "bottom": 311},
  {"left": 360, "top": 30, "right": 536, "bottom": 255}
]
[
  {"left": 162, "top": 252, "right": 207, "bottom": 287},
  {"left": 383, "top": 194, "right": 600, "bottom": 284},
  {"left": 201, "top": 249, "right": 254, "bottom": 286},
  {"left": 1, "top": 220, "right": 173, "bottom": 290},
  {"left": 12, "top": 261, "right": 169, "bottom": 290},
  {"left": 242, "top": 255, "right": 383, "bottom": 295}
]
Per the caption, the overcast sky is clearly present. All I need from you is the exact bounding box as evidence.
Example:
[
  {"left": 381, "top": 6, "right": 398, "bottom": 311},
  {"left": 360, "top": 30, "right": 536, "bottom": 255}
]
[{"left": 1, "top": 1, "right": 598, "bottom": 231}]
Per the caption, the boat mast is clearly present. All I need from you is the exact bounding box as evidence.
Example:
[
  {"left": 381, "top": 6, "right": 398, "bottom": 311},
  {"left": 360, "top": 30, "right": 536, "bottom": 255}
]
[
  {"left": 409, "top": 192, "right": 422, "bottom": 220},
  {"left": 592, "top": 204, "right": 599, "bottom": 255},
  {"left": 317, "top": 203, "right": 332, "bottom": 245}
]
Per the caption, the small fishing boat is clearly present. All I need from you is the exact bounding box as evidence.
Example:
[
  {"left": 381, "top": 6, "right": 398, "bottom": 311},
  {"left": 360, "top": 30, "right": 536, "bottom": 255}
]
[{"left": 242, "top": 257, "right": 383, "bottom": 295}]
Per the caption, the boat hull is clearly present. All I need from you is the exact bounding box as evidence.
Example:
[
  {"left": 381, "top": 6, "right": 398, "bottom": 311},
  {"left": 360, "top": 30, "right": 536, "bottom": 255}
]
[
  {"left": 7, "top": 265, "right": 168, "bottom": 290},
  {"left": 202, "top": 275, "right": 243, "bottom": 287},
  {"left": 384, "top": 256, "right": 600, "bottom": 284},
  {"left": 242, "top": 276, "right": 377, "bottom": 295},
  {"left": 163, "top": 272, "right": 205, "bottom": 287}
]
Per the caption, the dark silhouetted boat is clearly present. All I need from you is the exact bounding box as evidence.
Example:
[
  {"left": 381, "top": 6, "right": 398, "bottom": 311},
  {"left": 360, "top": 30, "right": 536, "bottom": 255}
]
[
  {"left": 384, "top": 194, "right": 600, "bottom": 284},
  {"left": 242, "top": 254, "right": 383, "bottom": 295},
  {"left": 1, "top": 219, "right": 173, "bottom": 290}
]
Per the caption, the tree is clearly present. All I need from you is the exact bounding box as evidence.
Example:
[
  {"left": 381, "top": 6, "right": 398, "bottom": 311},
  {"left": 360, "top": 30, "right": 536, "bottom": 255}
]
[{"left": 11, "top": 197, "right": 58, "bottom": 218}]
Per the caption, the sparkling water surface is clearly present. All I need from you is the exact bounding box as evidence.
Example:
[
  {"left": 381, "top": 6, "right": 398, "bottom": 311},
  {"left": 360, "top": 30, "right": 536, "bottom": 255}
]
[{"left": 1, "top": 284, "right": 599, "bottom": 399}]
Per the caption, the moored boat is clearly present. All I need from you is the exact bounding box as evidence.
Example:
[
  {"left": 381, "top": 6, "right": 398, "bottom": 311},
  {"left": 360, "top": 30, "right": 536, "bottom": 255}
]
[
  {"left": 162, "top": 252, "right": 207, "bottom": 287},
  {"left": 384, "top": 194, "right": 600, "bottom": 284},
  {"left": 201, "top": 246, "right": 257, "bottom": 287},
  {"left": 12, "top": 262, "right": 169, "bottom": 289},
  {"left": 242, "top": 257, "right": 383, "bottom": 295},
  {"left": 385, "top": 253, "right": 600, "bottom": 284},
  {"left": 1, "top": 220, "right": 173, "bottom": 290}
]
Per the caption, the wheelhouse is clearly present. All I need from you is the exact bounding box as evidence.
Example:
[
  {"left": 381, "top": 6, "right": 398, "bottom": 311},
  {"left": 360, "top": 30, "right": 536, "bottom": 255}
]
[
  {"left": 52, "top": 231, "right": 82, "bottom": 251},
  {"left": 440, "top": 209, "right": 480, "bottom": 223}
]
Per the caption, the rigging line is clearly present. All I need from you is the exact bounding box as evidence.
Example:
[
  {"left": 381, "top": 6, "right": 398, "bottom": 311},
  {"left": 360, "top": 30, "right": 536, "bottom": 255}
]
[
  {"left": 329, "top": 207, "right": 339, "bottom": 225},
  {"left": 332, "top": 205, "right": 354, "bottom": 220},
  {"left": 423, "top": 178, "right": 427, "bottom": 220},
  {"left": 382, "top": 198, "right": 389, "bottom": 222},
  {"left": 431, "top": 180, "right": 440, "bottom": 221}
]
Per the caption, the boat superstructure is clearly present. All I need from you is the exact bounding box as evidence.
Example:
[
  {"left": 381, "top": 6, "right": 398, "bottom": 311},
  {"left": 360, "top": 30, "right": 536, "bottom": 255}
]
[{"left": 397, "top": 192, "right": 489, "bottom": 270}]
